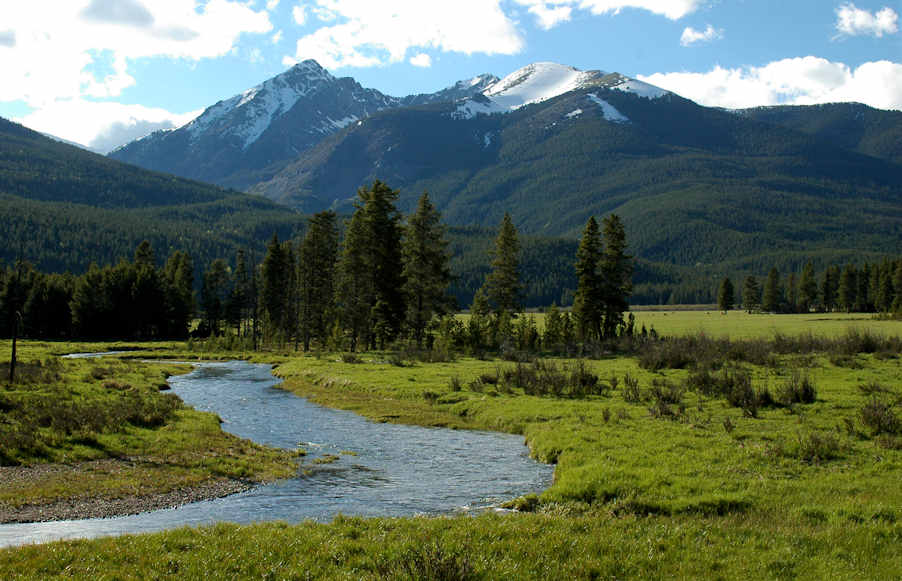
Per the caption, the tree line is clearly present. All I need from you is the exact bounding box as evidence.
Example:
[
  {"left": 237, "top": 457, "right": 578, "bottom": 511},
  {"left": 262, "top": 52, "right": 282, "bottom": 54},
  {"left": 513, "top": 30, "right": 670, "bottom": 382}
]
[
  {"left": 1, "top": 180, "right": 635, "bottom": 354},
  {"left": 716, "top": 258, "right": 902, "bottom": 314}
]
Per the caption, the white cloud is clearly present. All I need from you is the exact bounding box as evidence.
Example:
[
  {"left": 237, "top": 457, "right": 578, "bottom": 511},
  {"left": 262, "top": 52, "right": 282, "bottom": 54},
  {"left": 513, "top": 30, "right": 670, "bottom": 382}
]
[
  {"left": 638, "top": 57, "right": 902, "bottom": 111},
  {"left": 15, "top": 99, "right": 201, "bottom": 153},
  {"left": 519, "top": 2, "right": 573, "bottom": 30},
  {"left": 285, "top": 1, "right": 524, "bottom": 69},
  {"left": 512, "top": 0, "right": 700, "bottom": 29},
  {"left": 409, "top": 52, "right": 432, "bottom": 67},
  {"left": 835, "top": 3, "right": 898, "bottom": 38},
  {"left": 680, "top": 24, "right": 723, "bottom": 46},
  {"left": 266, "top": 0, "right": 280, "bottom": 10},
  {"left": 292, "top": 3, "right": 306, "bottom": 25},
  {"left": 569, "top": 0, "right": 702, "bottom": 20},
  {"left": 1, "top": 1, "right": 272, "bottom": 108},
  {"left": 271, "top": 29, "right": 283, "bottom": 44}
]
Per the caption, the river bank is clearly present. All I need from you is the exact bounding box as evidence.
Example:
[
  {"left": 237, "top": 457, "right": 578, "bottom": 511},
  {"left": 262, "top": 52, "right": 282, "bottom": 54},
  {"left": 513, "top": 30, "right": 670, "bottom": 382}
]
[{"left": 0, "top": 460, "right": 252, "bottom": 523}]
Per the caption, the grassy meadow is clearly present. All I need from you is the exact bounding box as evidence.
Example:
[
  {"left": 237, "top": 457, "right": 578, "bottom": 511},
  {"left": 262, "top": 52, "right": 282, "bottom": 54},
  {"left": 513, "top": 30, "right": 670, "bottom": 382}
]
[
  {"left": 2, "top": 312, "right": 902, "bottom": 579},
  {"left": 0, "top": 341, "right": 298, "bottom": 510}
]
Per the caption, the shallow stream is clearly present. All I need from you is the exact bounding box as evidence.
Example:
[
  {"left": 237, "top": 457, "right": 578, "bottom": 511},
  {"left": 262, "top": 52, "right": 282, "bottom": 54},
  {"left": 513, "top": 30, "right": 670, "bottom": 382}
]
[{"left": 0, "top": 360, "right": 552, "bottom": 547}]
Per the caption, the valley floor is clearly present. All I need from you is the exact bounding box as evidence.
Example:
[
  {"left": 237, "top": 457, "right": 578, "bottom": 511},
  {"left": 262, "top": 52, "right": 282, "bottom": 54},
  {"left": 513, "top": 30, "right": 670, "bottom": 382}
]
[{"left": 2, "top": 313, "right": 902, "bottom": 579}]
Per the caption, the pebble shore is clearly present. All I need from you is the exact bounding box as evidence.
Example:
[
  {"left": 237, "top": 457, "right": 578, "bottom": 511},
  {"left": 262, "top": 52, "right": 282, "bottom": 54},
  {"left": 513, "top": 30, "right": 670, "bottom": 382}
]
[{"left": 0, "top": 460, "right": 252, "bottom": 524}]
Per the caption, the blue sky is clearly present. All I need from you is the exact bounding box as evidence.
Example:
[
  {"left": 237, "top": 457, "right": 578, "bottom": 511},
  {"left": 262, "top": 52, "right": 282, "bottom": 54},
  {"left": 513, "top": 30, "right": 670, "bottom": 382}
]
[{"left": 2, "top": 1, "right": 899, "bottom": 152}]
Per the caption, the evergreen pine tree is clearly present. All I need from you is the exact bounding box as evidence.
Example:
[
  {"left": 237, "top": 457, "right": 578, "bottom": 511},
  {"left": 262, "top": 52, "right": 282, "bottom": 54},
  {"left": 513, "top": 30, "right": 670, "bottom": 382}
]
[
  {"left": 336, "top": 207, "right": 375, "bottom": 352},
  {"left": 362, "top": 181, "right": 406, "bottom": 348},
  {"left": 299, "top": 211, "right": 339, "bottom": 351},
  {"left": 742, "top": 276, "right": 761, "bottom": 313},
  {"left": 482, "top": 212, "right": 522, "bottom": 316},
  {"left": 762, "top": 267, "right": 782, "bottom": 313},
  {"left": 163, "top": 250, "right": 194, "bottom": 338},
  {"left": 599, "top": 214, "right": 632, "bottom": 339},
  {"left": 260, "top": 234, "right": 295, "bottom": 345},
  {"left": 717, "top": 277, "right": 735, "bottom": 312},
  {"left": 572, "top": 216, "right": 603, "bottom": 342},
  {"left": 822, "top": 265, "right": 840, "bottom": 312},
  {"left": 799, "top": 261, "right": 817, "bottom": 312},
  {"left": 857, "top": 263, "right": 872, "bottom": 312},
  {"left": 201, "top": 258, "right": 230, "bottom": 336},
  {"left": 402, "top": 193, "right": 452, "bottom": 347},
  {"left": 838, "top": 264, "right": 858, "bottom": 313}
]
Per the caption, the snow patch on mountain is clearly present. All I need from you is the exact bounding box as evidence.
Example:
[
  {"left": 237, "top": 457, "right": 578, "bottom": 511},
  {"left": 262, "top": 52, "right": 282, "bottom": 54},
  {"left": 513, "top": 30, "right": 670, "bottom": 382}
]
[
  {"left": 484, "top": 62, "right": 598, "bottom": 111},
  {"left": 608, "top": 76, "right": 668, "bottom": 99},
  {"left": 586, "top": 93, "right": 629, "bottom": 123},
  {"left": 566, "top": 108, "right": 583, "bottom": 118},
  {"left": 185, "top": 59, "right": 335, "bottom": 149}
]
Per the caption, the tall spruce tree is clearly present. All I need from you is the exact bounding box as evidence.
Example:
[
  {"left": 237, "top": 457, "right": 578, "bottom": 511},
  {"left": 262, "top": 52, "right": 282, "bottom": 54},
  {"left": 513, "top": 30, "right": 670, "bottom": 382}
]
[
  {"left": 299, "top": 211, "right": 339, "bottom": 351},
  {"left": 201, "top": 258, "right": 230, "bottom": 336},
  {"left": 163, "top": 250, "right": 194, "bottom": 338},
  {"left": 717, "top": 277, "right": 735, "bottom": 312},
  {"left": 402, "top": 192, "right": 452, "bottom": 347},
  {"left": 742, "top": 275, "right": 761, "bottom": 313},
  {"left": 599, "top": 214, "right": 632, "bottom": 339},
  {"left": 762, "top": 267, "right": 782, "bottom": 313},
  {"left": 482, "top": 212, "right": 522, "bottom": 316},
  {"left": 799, "top": 261, "right": 818, "bottom": 313},
  {"left": 838, "top": 264, "right": 858, "bottom": 313},
  {"left": 361, "top": 181, "right": 405, "bottom": 348},
  {"left": 572, "top": 216, "right": 603, "bottom": 342},
  {"left": 261, "top": 234, "right": 296, "bottom": 345},
  {"left": 336, "top": 206, "right": 375, "bottom": 352},
  {"left": 822, "top": 265, "right": 840, "bottom": 312}
]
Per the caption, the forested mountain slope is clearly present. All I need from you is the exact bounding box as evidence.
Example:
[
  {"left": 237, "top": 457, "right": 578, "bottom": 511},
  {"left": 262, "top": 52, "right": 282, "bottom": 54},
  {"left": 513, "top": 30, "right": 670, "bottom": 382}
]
[
  {"left": 0, "top": 117, "right": 305, "bottom": 272},
  {"left": 737, "top": 103, "right": 902, "bottom": 166},
  {"left": 250, "top": 77, "right": 902, "bottom": 269}
]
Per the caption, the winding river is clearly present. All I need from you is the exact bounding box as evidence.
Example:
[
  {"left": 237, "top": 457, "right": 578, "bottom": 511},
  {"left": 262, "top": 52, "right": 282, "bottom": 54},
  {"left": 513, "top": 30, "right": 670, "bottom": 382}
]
[{"left": 0, "top": 360, "right": 552, "bottom": 547}]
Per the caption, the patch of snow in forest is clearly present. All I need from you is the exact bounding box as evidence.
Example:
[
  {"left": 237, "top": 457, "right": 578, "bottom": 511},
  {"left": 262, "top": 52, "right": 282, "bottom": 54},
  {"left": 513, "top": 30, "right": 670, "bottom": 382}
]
[{"left": 586, "top": 94, "right": 629, "bottom": 123}]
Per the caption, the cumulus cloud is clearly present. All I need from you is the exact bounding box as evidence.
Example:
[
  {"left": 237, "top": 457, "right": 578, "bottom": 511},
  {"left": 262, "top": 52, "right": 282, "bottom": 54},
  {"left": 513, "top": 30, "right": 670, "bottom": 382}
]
[
  {"left": 16, "top": 100, "right": 201, "bottom": 153},
  {"left": 567, "top": 0, "right": 702, "bottom": 20},
  {"left": 835, "top": 3, "right": 898, "bottom": 38},
  {"left": 80, "top": 0, "right": 155, "bottom": 27},
  {"left": 680, "top": 24, "right": 723, "bottom": 46},
  {"left": 271, "top": 29, "right": 283, "bottom": 44},
  {"left": 409, "top": 52, "right": 432, "bottom": 67},
  {"left": 0, "top": 30, "right": 15, "bottom": 48},
  {"left": 512, "top": 0, "right": 700, "bottom": 29},
  {"left": 638, "top": 57, "right": 902, "bottom": 111},
  {"left": 292, "top": 4, "right": 306, "bottom": 25},
  {"left": 2, "top": 1, "right": 272, "bottom": 108},
  {"left": 285, "top": 1, "right": 524, "bottom": 69},
  {"left": 522, "top": 2, "right": 573, "bottom": 30}
]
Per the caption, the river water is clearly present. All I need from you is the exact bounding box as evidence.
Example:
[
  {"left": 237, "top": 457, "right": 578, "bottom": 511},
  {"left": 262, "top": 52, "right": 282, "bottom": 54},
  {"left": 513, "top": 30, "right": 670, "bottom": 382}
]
[{"left": 0, "top": 360, "right": 552, "bottom": 547}]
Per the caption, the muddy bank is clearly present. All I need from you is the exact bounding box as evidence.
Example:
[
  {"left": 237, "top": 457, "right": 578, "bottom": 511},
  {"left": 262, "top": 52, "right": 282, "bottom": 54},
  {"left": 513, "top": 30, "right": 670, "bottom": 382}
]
[{"left": 0, "top": 460, "right": 251, "bottom": 524}]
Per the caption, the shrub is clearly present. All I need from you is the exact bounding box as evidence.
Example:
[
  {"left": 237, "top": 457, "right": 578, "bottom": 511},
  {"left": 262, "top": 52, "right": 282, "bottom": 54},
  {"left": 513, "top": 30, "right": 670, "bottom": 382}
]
[
  {"left": 860, "top": 397, "right": 901, "bottom": 436},
  {"left": 340, "top": 353, "right": 361, "bottom": 364},
  {"left": 622, "top": 373, "right": 641, "bottom": 403},
  {"left": 777, "top": 370, "right": 817, "bottom": 405},
  {"left": 796, "top": 431, "right": 844, "bottom": 463}
]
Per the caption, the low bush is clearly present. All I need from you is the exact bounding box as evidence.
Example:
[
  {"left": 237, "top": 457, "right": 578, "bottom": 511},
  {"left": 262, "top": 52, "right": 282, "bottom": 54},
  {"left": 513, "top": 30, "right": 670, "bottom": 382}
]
[
  {"left": 777, "top": 370, "right": 817, "bottom": 405},
  {"left": 860, "top": 397, "right": 901, "bottom": 436}
]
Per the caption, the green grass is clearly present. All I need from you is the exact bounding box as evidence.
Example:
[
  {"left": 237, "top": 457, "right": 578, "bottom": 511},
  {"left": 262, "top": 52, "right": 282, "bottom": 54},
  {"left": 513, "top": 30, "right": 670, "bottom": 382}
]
[
  {"left": 3, "top": 315, "right": 902, "bottom": 578},
  {"left": 0, "top": 341, "right": 298, "bottom": 508},
  {"left": 457, "top": 310, "right": 901, "bottom": 340}
]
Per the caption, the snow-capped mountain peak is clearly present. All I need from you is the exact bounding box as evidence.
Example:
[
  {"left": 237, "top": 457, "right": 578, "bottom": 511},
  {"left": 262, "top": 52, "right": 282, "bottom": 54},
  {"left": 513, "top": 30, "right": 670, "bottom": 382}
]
[
  {"left": 185, "top": 59, "right": 338, "bottom": 149},
  {"left": 483, "top": 62, "right": 600, "bottom": 110},
  {"left": 454, "top": 62, "right": 669, "bottom": 119}
]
